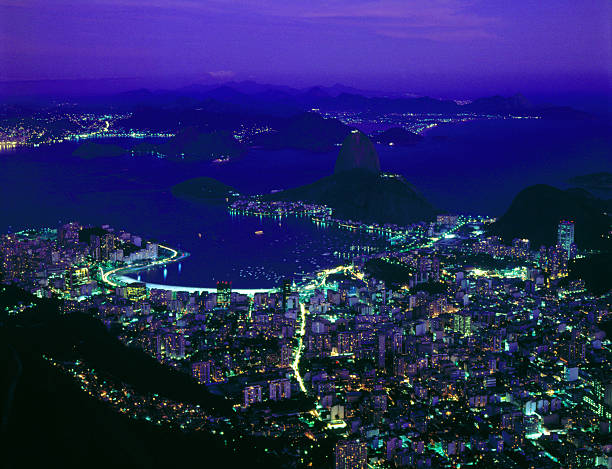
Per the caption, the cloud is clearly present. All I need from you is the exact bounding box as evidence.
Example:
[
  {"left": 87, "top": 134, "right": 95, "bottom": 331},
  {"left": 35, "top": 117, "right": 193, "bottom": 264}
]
[
  {"left": 238, "top": 0, "right": 499, "bottom": 42},
  {"left": 207, "top": 70, "right": 235, "bottom": 79},
  {"left": 378, "top": 28, "right": 498, "bottom": 42},
  {"left": 0, "top": 0, "right": 500, "bottom": 43},
  {"left": 288, "top": 0, "right": 500, "bottom": 42}
]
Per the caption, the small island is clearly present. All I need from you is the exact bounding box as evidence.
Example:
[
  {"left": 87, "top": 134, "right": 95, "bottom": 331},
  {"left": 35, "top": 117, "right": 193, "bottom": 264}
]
[
  {"left": 156, "top": 127, "right": 244, "bottom": 160},
  {"left": 171, "top": 176, "right": 239, "bottom": 202}
]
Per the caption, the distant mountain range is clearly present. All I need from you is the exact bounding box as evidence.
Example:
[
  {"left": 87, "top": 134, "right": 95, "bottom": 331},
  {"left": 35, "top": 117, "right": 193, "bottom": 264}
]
[
  {"left": 21, "top": 80, "right": 584, "bottom": 121},
  {"left": 105, "top": 83, "right": 597, "bottom": 162},
  {"left": 567, "top": 172, "right": 612, "bottom": 193},
  {"left": 1, "top": 78, "right": 600, "bottom": 124},
  {"left": 31, "top": 79, "right": 593, "bottom": 162},
  {"left": 489, "top": 184, "right": 611, "bottom": 249}
]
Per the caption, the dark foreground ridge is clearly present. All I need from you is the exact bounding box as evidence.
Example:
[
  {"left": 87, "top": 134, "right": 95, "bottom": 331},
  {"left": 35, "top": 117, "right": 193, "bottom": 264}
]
[{"left": 0, "top": 285, "right": 282, "bottom": 469}]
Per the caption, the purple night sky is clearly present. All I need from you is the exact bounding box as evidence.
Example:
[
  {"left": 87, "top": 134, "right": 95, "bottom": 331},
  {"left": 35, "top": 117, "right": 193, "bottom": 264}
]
[{"left": 1, "top": 0, "right": 611, "bottom": 99}]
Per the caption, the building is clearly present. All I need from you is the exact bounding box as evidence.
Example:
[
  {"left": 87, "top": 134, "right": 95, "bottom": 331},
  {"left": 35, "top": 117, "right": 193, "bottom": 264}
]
[
  {"left": 281, "top": 277, "right": 292, "bottom": 312},
  {"left": 511, "top": 238, "right": 530, "bottom": 259},
  {"left": 100, "top": 233, "right": 115, "bottom": 260},
  {"left": 243, "top": 384, "right": 262, "bottom": 407},
  {"left": 58, "top": 222, "right": 81, "bottom": 245},
  {"left": 338, "top": 331, "right": 357, "bottom": 354},
  {"left": 163, "top": 333, "right": 185, "bottom": 359},
  {"left": 126, "top": 282, "right": 147, "bottom": 301},
  {"left": 583, "top": 372, "right": 612, "bottom": 420},
  {"left": 192, "top": 361, "right": 212, "bottom": 385},
  {"left": 377, "top": 333, "right": 386, "bottom": 368},
  {"left": 335, "top": 439, "right": 368, "bottom": 469},
  {"left": 548, "top": 244, "right": 568, "bottom": 278},
  {"left": 65, "top": 266, "right": 89, "bottom": 291},
  {"left": 557, "top": 220, "right": 575, "bottom": 259},
  {"left": 538, "top": 245, "right": 548, "bottom": 270},
  {"left": 454, "top": 312, "right": 472, "bottom": 337},
  {"left": 437, "top": 214, "right": 458, "bottom": 226},
  {"left": 269, "top": 378, "right": 291, "bottom": 401},
  {"left": 216, "top": 280, "right": 231, "bottom": 307},
  {"left": 280, "top": 343, "right": 293, "bottom": 367}
]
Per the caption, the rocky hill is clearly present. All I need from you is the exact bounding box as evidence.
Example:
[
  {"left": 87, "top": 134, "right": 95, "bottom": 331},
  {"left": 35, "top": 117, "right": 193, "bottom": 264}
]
[
  {"left": 489, "top": 184, "right": 611, "bottom": 249},
  {"left": 335, "top": 130, "right": 381, "bottom": 174},
  {"left": 267, "top": 132, "right": 436, "bottom": 224}
]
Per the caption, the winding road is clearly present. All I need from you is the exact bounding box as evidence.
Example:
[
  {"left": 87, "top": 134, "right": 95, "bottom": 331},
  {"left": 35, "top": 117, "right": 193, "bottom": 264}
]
[{"left": 99, "top": 244, "right": 185, "bottom": 288}]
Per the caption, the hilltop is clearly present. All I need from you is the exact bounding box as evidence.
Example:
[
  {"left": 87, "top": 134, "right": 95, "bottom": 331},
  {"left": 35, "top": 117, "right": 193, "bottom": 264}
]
[
  {"left": 156, "top": 127, "right": 244, "bottom": 160},
  {"left": 267, "top": 169, "right": 436, "bottom": 225},
  {"left": 335, "top": 130, "right": 380, "bottom": 174},
  {"left": 252, "top": 112, "right": 352, "bottom": 152},
  {"left": 489, "top": 184, "right": 611, "bottom": 249},
  {"left": 266, "top": 132, "right": 436, "bottom": 225},
  {"left": 171, "top": 177, "right": 238, "bottom": 202}
]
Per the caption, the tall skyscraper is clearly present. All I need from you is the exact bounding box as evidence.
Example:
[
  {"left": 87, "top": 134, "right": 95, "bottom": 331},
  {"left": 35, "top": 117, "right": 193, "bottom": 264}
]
[
  {"left": 280, "top": 342, "right": 292, "bottom": 367},
  {"left": 281, "top": 277, "right": 292, "bottom": 312},
  {"left": 377, "top": 333, "right": 386, "bottom": 369},
  {"left": 58, "top": 221, "right": 81, "bottom": 246},
  {"left": 538, "top": 245, "right": 548, "bottom": 270},
  {"left": 557, "top": 220, "right": 575, "bottom": 259},
  {"left": 335, "top": 439, "right": 368, "bottom": 469},
  {"left": 454, "top": 312, "right": 472, "bottom": 337},
  {"left": 548, "top": 244, "right": 568, "bottom": 278},
  {"left": 583, "top": 372, "right": 612, "bottom": 419},
  {"left": 216, "top": 280, "right": 231, "bottom": 308}
]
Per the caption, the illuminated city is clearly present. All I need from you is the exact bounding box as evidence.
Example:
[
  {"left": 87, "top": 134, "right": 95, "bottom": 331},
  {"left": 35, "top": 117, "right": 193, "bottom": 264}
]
[{"left": 1, "top": 2, "right": 611, "bottom": 469}]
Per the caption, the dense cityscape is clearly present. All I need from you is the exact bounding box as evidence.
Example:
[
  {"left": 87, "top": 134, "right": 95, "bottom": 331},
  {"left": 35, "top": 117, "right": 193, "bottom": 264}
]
[
  {"left": 2, "top": 1, "right": 611, "bottom": 468},
  {"left": 2, "top": 199, "right": 611, "bottom": 468}
]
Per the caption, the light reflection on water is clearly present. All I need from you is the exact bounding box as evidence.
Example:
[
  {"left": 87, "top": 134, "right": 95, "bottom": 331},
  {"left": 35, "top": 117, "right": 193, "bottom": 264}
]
[{"left": 1, "top": 119, "right": 610, "bottom": 287}]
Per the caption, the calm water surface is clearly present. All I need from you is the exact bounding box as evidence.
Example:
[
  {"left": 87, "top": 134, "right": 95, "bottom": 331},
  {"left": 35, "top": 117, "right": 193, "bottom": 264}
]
[{"left": 1, "top": 118, "right": 610, "bottom": 287}]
